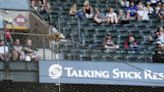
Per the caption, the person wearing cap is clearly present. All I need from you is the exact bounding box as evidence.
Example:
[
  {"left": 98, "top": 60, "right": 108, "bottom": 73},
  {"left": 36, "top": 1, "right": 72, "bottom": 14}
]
[{"left": 83, "top": 0, "right": 94, "bottom": 19}]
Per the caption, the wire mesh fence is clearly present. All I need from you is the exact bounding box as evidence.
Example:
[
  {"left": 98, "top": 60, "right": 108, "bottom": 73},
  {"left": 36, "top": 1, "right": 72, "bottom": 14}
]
[
  {"left": 0, "top": 81, "right": 164, "bottom": 92},
  {"left": 0, "top": 31, "right": 163, "bottom": 92}
]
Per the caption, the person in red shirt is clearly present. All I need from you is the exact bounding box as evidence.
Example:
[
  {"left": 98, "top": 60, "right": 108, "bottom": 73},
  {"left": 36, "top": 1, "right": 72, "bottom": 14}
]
[{"left": 124, "top": 35, "right": 140, "bottom": 50}]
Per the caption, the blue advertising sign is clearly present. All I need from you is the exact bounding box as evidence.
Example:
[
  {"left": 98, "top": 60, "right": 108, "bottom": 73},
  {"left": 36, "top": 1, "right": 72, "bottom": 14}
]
[{"left": 39, "top": 60, "right": 164, "bottom": 87}]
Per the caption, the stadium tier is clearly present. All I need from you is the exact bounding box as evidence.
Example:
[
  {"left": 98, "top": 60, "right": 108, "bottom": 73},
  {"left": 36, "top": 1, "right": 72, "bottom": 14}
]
[{"left": 0, "top": 0, "right": 164, "bottom": 92}]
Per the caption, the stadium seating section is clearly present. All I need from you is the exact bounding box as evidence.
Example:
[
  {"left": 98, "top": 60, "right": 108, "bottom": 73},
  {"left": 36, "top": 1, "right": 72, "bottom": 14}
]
[{"left": 46, "top": 0, "right": 164, "bottom": 62}]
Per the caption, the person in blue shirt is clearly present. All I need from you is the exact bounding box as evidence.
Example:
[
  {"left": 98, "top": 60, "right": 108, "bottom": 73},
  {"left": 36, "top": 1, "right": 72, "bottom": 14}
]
[{"left": 127, "top": 1, "right": 138, "bottom": 20}]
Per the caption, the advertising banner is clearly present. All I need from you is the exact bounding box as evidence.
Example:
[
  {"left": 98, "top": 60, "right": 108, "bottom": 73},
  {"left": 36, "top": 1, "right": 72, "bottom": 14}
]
[
  {"left": 0, "top": 10, "right": 30, "bottom": 30},
  {"left": 39, "top": 60, "right": 164, "bottom": 87}
]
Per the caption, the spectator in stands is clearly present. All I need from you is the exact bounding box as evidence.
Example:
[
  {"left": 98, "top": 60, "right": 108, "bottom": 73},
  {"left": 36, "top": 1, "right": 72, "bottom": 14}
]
[
  {"left": 40, "top": 3, "right": 48, "bottom": 14},
  {"left": 137, "top": 5, "right": 149, "bottom": 21},
  {"left": 69, "top": 3, "right": 78, "bottom": 16},
  {"left": 43, "top": 0, "right": 48, "bottom": 5},
  {"left": 137, "top": 1, "right": 144, "bottom": 9},
  {"left": 93, "top": 8, "right": 107, "bottom": 24},
  {"left": 158, "top": 3, "right": 164, "bottom": 20},
  {"left": 38, "top": 0, "right": 43, "bottom": 11},
  {"left": 0, "top": 40, "right": 9, "bottom": 61},
  {"left": 23, "top": 39, "right": 40, "bottom": 62},
  {"left": 46, "top": 2, "right": 52, "bottom": 13},
  {"left": 144, "top": 1, "right": 154, "bottom": 15},
  {"left": 127, "top": 2, "right": 138, "bottom": 20},
  {"left": 118, "top": 9, "right": 129, "bottom": 24},
  {"left": 106, "top": 8, "right": 118, "bottom": 24},
  {"left": 69, "top": 3, "right": 84, "bottom": 19},
  {"left": 11, "top": 39, "right": 24, "bottom": 61},
  {"left": 124, "top": 35, "right": 140, "bottom": 50},
  {"left": 83, "top": 0, "right": 94, "bottom": 19},
  {"left": 119, "top": 0, "right": 130, "bottom": 8},
  {"left": 103, "top": 34, "right": 119, "bottom": 52},
  {"left": 31, "top": 0, "right": 39, "bottom": 11},
  {"left": 155, "top": 26, "right": 164, "bottom": 50},
  {"left": 155, "top": 2, "right": 162, "bottom": 14},
  {"left": 149, "top": 0, "right": 160, "bottom": 6}
]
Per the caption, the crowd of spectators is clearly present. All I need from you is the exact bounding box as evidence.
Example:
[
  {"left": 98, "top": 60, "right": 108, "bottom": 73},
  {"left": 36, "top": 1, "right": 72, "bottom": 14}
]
[
  {"left": 0, "top": 37, "right": 40, "bottom": 62},
  {"left": 27, "top": 0, "right": 164, "bottom": 62},
  {"left": 30, "top": 0, "right": 52, "bottom": 22},
  {"left": 69, "top": 0, "right": 164, "bottom": 52},
  {"left": 102, "top": 26, "right": 164, "bottom": 52},
  {"left": 31, "top": 0, "right": 51, "bottom": 13},
  {"left": 69, "top": 0, "right": 164, "bottom": 23}
]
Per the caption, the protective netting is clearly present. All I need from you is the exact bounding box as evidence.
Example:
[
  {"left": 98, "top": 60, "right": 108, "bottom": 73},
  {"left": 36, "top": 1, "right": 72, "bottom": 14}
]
[
  {"left": 0, "top": 81, "right": 163, "bottom": 92},
  {"left": 0, "top": 0, "right": 164, "bottom": 91}
]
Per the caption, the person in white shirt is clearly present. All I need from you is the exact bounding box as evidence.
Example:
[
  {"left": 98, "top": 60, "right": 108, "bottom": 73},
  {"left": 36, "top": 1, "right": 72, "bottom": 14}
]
[
  {"left": 144, "top": 1, "right": 154, "bottom": 15},
  {"left": 0, "top": 40, "right": 9, "bottom": 61},
  {"left": 106, "top": 8, "right": 118, "bottom": 24},
  {"left": 137, "top": 6, "right": 149, "bottom": 21}
]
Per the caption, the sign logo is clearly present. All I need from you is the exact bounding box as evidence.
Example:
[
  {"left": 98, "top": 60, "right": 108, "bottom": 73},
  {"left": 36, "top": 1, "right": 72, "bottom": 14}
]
[
  {"left": 49, "top": 64, "right": 62, "bottom": 79},
  {"left": 14, "top": 14, "right": 27, "bottom": 26}
]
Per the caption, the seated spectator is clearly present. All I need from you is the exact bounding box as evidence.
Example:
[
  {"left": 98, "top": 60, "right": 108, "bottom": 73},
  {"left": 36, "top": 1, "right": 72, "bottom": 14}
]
[
  {"left": 158, "top": 3, "right": 164, "bottom": 20},
  {"left": 69, "top": 3, "right": 78, "bottom": 16},
  {"left": 38, "top": 0, "right": 43, "bottom": 11},
  {"left": 93, "top": 8, "right": 107, "bottom": 24},
  {"left": 22, "top": 39, "right": 40, "bottom": 62},
  {"left": 0, "top": 40, "right": 9, "bottom": 61},
  {"left": 83, "top": 0, "right": 94, "bottom": 19},
  {"left": 119, "top": 0, "right": 130, "bottom": 8},
  {"left": 155, "top": 27, "right": 164, "bottom": 50},
  {"left": 46, "top": 2, "right": 52, "bottom": 13},
  {"left": 124, "top": 35, "right": 140, "bottom": 50},
  {"left": 11, "top": 39, "right": 25, "bottom": 61},
  {"left": 69, "top": 3, "right": 84, "bottom": 19},
  {"left": 144, "top": 1, "right": 154, "bottom": 15},
  {"left": 40, "top": 3, "right": 48, "bottom": 14},
  {"left": 149, "top": 0, "right": 160, "bottom": 6},
  {"left": 127, "top": 2, "right": 138, "bottom": 20},
  {"left": 118, "top": 9, "right": 129, "bottom": 24},
  {"left": 31, "top": 0, "right": 39, "bottom": 11},
  {"left": 137, "top": 6, "right": 149, "bottom": 21},
  {"left": 137, "top": 1, "right": 144, "bottom": 9},
  {"left": 155, "top": 2, "right": 162, "bottom": 15},
  {"left": 103, "top": 34, "right": 119, "bottom": 52},
  {"left": 106, "top": 8, "right": 118, "bottom": 24}
]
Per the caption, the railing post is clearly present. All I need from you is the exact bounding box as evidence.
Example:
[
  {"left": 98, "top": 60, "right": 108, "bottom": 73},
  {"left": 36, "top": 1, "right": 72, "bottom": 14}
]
[
  {"left": 77, "top": 18, "right": 81, "bottom": 44},
  {"left": 42, "top": 37, "right": 45, "bottom": 60}
]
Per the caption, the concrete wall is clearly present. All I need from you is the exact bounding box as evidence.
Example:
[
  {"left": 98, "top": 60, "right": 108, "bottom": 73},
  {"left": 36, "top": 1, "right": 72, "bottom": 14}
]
[{"left": 0, "top": 61, "right": 38, "bottom": 82}]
